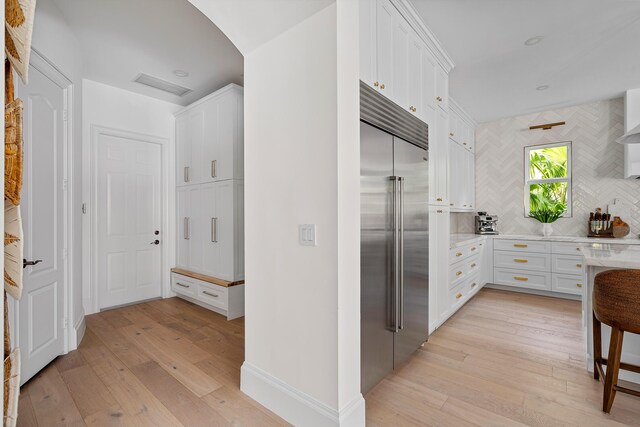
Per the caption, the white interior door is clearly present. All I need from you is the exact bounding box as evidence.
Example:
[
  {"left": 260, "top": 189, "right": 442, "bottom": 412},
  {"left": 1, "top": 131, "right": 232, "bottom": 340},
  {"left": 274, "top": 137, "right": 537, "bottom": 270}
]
[
  {"left": 15, "top": 64, "right": 66, "bottom": 384},
  {"left": 97, "top": 132, "right": 162, "bottom": 309}
]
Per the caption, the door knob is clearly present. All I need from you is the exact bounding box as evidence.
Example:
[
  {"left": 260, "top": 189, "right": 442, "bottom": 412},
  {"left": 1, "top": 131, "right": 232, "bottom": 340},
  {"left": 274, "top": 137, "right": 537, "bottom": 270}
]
[
  {"left": 23, "top": 259, "right": 43, "bottom": 268},
  {"left": 154, "top": 230, "right": 160, "bottom": 235},
  {"left": 150, "top": 240, "right": 160, "bottom": 245}
]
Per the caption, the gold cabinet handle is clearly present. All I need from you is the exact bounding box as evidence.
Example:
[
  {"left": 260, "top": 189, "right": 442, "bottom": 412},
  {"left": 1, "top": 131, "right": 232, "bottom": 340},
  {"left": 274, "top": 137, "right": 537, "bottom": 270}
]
[
  {"left": 449, "top": 132, "right": 454, "bottom": 137},
  {"left": 437, "top": 210, "right": 443, "bottom": 213},
  {"left": 576, "top": 248, "right": 581, "bottom": 251},
  {"left": 470, "top": 247, "right": 477, "bottom": 251},
  {"left": 455, "top": 252, "right": 462, "bottom": 257},
  {"left": 514, "top": 276, "right": 529, "bottom": 281},
  {"left": 380, "top": 83, "right": 385, "bottom": 89},
  {"left": 514, "top": 259, "right": 528, "bottom": 263},
  {"left": 436, "top": 197, "right": 443, "bottom": 201},
  {"left": 455, "top": 293, "right": 463, "bottom": 299},
  {"left": 576, "top": 283, "right": 583, "bottom": 288},
  {"left": 463, "top": 142, "right": 467, "bottom": 146},
  {"left": 471, "top": 263, "right": 477, "bottom": 268},
  {"left": 456, "top": 271, "right": 462, "bottom": 277},
  {"left": 436, "top": 96, "right": 443, "bottom": 102},
  {"left": 576, "top": 263, "right": 582, "bottom": 268},
  {"left": 374, "top": 81, "right": 379, "bottom": 87},
  {"left": 409, "top": 106, "right": 416, "bottom": 112},
  {"left": 513, "top": 244, "right": 528, "bottom": 248},
  {"left": 471, "top": 283, "right": 477, "bottom": 288}
]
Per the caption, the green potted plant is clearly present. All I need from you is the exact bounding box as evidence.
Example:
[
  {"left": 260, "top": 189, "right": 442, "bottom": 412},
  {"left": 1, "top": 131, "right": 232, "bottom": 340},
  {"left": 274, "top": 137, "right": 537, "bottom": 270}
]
[{"left": 529, "top": 206, "right": 564, "bottom": 237}]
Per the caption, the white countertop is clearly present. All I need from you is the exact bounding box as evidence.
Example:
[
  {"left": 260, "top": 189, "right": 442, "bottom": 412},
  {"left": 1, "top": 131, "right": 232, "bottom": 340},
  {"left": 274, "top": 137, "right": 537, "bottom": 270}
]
[
  {"left": 450, "top": 233, "right": 640, "bottom": 249},
  {"left": 580, "top": 243, "right": 640, "bottom": 269}
]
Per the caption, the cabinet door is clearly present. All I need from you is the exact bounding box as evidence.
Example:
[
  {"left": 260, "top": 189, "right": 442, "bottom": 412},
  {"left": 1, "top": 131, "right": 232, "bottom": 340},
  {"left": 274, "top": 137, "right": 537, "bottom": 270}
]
[
  {"left": 392, "top": 10, "right": 410, "bottom": 110},
  {"left": 467, "top": 149, "right": 475, "bottom": 210},
  {"left": 448, "top": 112, "right": 458, "bottom": 143},
  {"left": 407, "top": 31, "right": 423, "bottom": 117},
  {"left": 428, "top": 206, "right": 450, "bottom": 329},
  {"left": 421, "top": 50, "right": 437, "bottom": 114},
  {"left": 376, "top": 0, "right": 395, "bottom": 95},
  {"left": 448, "top": 140, "right": 460, "bottom": 209},
  {"left": 187, "top": 186, "right": 203, "bottom": 272},
  {"left": 435, "top": 66, "right": 449, "bottom": 112},
  {"left": 176, "top": 115, "right": 191, "bottom": 186},
  {"left": 359, "top": 0, "right": 377, "bottom": 88},
  {"left": 188, "top": 109, "right": 205, "bottom": 184},
  {"left": 429, "top": 109, "right": 449, "bottom": 206},
  {"left": 203, "top": 91, "right": 239, "bottom": 183},
  {"left": 215, "top": 180, "right": 235, "bottom": 280},
  {"left": 176, "top": 187, "right": 190, "bottom": 268},
  {"left": 200, "top": 183, "right": 220, "bottom": 278}
]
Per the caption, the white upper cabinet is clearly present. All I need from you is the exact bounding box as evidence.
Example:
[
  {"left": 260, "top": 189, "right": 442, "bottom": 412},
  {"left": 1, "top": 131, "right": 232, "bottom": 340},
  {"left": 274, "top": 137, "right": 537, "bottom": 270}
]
[
  {"left": 375, "top": 0, "right": 395, "bottom": 96},
  {"left": 392, "top": 12, "right": 410, "bottom": 110},
  {"left": 421, "top": 49, "right": 437, "bottom": 115},
  {"left": 435, "top": 66, "right": 449, "bottom": 112},
  {"left": 359, "top": 0, "right": 377, "bottom": 88},
  {"left": 176, "top": 84, "right": 244, "bottom": 186},
  {"left": 429, "top": 108, "right": 449, "bottom": 206},
  {"left": 406, "top": 32, "right": 423, "bottom": 118}
]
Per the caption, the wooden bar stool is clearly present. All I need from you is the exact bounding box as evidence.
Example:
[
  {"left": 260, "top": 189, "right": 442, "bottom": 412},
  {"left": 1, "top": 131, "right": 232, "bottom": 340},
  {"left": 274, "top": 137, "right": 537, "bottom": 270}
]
[{"left": 592, "top": 269, "right": 640, "bottom": 413}]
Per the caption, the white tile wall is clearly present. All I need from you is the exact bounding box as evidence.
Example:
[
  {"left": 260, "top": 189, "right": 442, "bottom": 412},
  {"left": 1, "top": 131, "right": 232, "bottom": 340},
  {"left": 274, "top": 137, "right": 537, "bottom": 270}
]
[{"left": 473, "top": 98, "right": 640, "bottom": 237}]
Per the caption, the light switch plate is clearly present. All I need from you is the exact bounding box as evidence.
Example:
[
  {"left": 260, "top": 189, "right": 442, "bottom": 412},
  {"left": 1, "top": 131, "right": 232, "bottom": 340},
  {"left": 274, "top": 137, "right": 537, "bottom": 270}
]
[{"left": 299, "top": 224, "right": 317, "bottom": 246}]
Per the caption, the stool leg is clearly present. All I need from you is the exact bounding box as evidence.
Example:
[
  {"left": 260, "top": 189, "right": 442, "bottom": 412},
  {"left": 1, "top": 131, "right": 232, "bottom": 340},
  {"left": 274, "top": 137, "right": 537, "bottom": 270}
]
[
  {"left": 603, "top": 326, "right": 624, "bottom": 413},
  {"left": 593, "top": 312, "right": 601, "bottom": 381}
]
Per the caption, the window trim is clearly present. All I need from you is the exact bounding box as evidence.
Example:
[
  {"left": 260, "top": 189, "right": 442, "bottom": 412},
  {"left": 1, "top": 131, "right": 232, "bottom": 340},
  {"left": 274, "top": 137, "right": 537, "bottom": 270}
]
[{"left": 524, "top": 141, "right": 572, "bottom": 217}]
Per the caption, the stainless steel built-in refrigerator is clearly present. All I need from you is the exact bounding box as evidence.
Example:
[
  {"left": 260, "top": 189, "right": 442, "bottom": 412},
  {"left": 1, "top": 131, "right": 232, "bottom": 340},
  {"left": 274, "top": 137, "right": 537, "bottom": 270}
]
[{"left": 360, "top": 119, "right": 429, "bottom": 395}]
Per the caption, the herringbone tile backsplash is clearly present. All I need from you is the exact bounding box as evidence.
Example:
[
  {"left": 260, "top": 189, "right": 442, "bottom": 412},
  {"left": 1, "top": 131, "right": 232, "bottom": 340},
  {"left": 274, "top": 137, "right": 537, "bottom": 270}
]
[{"left": 469, "top": 97, "right": 639, "bottom": 237}]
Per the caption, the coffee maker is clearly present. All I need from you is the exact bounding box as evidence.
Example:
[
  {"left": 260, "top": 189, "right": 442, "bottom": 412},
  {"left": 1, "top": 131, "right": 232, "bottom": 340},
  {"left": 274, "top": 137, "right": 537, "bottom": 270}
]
[{"left": 475, "top": 212, "right": 499, "bottom": 235}]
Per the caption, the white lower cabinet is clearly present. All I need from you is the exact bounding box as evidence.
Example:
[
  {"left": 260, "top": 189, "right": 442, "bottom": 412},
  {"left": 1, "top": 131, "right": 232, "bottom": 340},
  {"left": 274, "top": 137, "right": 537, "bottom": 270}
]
[
  {"left": 171, "top": 272, "right": 244, "bottom": 320},
  {"left": 429, "top": 206, "right": 449, "bottom": 332},
  {"left": 493, "top": 238, "right": 584, "bottom": 296}
]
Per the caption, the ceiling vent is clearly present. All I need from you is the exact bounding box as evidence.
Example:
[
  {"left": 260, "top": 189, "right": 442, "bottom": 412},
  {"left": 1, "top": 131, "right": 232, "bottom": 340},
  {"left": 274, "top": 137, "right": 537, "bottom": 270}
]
[{"left": 133, "top": 73, "right": 192, "bottom": 97}]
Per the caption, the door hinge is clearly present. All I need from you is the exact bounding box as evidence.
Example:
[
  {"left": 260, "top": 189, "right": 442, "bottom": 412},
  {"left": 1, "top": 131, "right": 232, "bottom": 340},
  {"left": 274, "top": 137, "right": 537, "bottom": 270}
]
[
  {"left": 63, "top": 318, "right": 69, "bottom": 328},
  {"left": 63, "top": 179, "right": 68, "bottom": 191},
  {"left": 82, "top": 203, "right": 87, "bottom": 214},
  {"left": 63, "top": 109, "right": 68, "bottom": 122}
]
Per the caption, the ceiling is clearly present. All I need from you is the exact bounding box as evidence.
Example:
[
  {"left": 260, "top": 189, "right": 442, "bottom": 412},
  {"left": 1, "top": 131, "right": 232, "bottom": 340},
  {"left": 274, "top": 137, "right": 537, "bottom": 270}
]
[
  {"left": 410, "top": 0, "right": 640, "bottom": 123},
  {"left": 52, "top": 0, "right": 244, "bottom": 106}
]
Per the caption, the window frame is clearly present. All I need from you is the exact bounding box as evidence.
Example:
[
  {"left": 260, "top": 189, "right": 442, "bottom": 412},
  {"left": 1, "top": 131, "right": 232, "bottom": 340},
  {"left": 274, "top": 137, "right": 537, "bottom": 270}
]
[{"left": 524, "top": 141, "right": 572, "bottom": 217}]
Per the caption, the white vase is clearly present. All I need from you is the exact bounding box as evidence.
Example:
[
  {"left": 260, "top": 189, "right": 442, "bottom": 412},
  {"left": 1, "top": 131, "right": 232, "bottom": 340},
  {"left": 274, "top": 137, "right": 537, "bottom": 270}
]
[{"left": 542, "top": 223, "right": 553, "bottom": 237}]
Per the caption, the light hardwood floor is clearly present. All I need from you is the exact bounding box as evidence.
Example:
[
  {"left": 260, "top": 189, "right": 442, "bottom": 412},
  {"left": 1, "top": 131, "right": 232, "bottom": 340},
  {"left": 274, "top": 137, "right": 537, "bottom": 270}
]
[
  {"left": 366, "top": 289, "right": 640, "bottom": 426},
  {"left": 17, "top": 289, "right": 640, "bottom": 426}
]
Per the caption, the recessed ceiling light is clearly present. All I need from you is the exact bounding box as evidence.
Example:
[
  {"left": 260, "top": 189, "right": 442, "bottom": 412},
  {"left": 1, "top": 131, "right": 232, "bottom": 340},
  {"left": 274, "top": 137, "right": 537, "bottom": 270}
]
[
  {"left": 173, "top": 69, "right": 189, "bottom": 78},
  {"left": 524, "top": 36, "right": 544, "bottom": 46},
  {"left": 536, "top": 85, "right": 550, "bottom": 91}
]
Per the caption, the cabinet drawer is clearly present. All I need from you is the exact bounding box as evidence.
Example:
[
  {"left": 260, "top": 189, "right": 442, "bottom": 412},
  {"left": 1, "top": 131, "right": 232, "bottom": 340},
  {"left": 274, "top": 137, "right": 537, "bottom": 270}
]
[
  {"left": 494, "top": 239, "right": 551, "bottom": 254},
  {"left": 449, "top": 254, "right": 480, "bottom": 287},
  {"left": 551, "top": 241, "right": 583, "bottom": 255},
  {"left": 552, "top": 255, "right": 584, "bottom": 275},
  {"left": 197, "top": 282, "right": 228, "bottom": 310},
  {"left": 552, "top": 273, "right": 584, "bottom": 295},
  {"left": 171, "top": 273, "right": 196, "bottom": 297},
  {"left": 494, "top": 251, "right": 550, "bottom": 272},
  {"left": 494, "top": 268, "right": 551, "bottom": 291},
  {"left": 450, "top": 246, "right": 469, "bottom": 263}
]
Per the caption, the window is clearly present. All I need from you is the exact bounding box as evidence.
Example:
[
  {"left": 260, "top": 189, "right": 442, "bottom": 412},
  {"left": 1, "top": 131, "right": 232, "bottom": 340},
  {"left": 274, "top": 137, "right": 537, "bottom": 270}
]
[{"left": 524, "top": 142, "right": 572, "bottom": 217}]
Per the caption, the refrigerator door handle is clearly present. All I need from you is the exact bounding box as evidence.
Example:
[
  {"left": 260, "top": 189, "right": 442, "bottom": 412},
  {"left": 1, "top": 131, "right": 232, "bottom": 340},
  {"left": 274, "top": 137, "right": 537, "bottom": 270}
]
[
  {"left": 391, "top": 176, "right": 400, "bottom": 333},
  {"left": 399, "top": 177, "right": 405, "bottom": 330}
]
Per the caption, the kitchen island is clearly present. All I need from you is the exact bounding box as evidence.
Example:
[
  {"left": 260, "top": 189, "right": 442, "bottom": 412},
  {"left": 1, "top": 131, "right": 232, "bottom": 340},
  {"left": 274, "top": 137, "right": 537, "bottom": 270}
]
[{"left": 581, "top": 243, "right": 640, "bottom": 385}]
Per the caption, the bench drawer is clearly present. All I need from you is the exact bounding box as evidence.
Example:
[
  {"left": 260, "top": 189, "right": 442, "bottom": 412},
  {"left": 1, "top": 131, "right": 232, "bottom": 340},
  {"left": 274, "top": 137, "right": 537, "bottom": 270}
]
[
  {"left": 197, "top": 282, "right": 228, "bottom": 310},
  {"left": 171, "top": 273, "right": 196, "bottom": 297}
]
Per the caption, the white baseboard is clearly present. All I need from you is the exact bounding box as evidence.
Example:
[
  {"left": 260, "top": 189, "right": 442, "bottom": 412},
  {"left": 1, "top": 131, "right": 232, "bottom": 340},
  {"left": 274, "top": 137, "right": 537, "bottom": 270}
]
[
  {"left": 240, "top": 362, "right": 365, "bottom": 426},
  {"left": 71, "top": 312, "right": 86, "bottom": 350}
]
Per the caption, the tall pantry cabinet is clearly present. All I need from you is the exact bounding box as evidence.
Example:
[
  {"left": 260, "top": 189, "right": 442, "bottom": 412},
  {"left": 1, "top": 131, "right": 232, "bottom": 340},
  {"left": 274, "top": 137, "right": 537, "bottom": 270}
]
[{"left": 172, "top": 84, "right": 245, "bottom": 320}]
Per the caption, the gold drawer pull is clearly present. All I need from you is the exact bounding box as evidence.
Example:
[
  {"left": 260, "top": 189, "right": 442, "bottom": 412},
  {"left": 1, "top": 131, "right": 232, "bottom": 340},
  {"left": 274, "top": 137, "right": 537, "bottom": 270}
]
[
  {"left": 437, "top": 210, "right": 443, "bottom": 213},
  {"left": 576, "top": 283, "right": 583, "bottom": 288},
  {"left": 514, "top": 259, "right": 528, "bottom": 263},
  {"left": 436, "top": 197, "right": 443, "bottom": 201},
  {"left": 455, "top": 293, "right": 463, "bottom": 299},
  {"left": 513, "top": 244, "right": 528, "bottom": 248},
  {"left": 576, "top": 263, "right": 582, "bottom": 268},
  {"left": 380, "top": 83, "right": 385, "bottom": 89},
  {"left": 470, "top": 247, "right": 477, "bottom": 251},
  {"left": 514, "top": 276, "right": 529, "bottom": 281},
  {"left": 449, "top": 132, "right": 454, "bottom": 137},
  {"left": 436, "top": 96, "right": 443, "bottom": 102},
  {"left": 576, "top": 248, "right": 581, "bottom": 251},
  {"left": 456, "top": 271, "right": 462, "bottom": 277},
  {"left": 374, "top": 81, "right": 379, "bottom": 87},
  {"left": 471, "top": 263, "right": 477, "bottom": 268},
  {"left": 471, "top": 283, "right": 477, "bottom": 288},
  {"left": 455, "top": 252, "right": 462, "bottom": 257}
]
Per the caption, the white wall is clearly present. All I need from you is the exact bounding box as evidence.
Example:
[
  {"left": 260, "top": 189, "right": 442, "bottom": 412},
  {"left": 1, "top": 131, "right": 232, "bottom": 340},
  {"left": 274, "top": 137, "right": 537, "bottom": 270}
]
[
  {"left": 81, "top": 79, "right": 180, "bottom": 314},
  {"left": 240, "top": 1, "right": 363, "bottom": 424},
  {"left": 474, "top": 98, "right": 640, "bottom": 236},
  {"left": 31, "top": 0, "right": 85, "bottom": 336}
]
